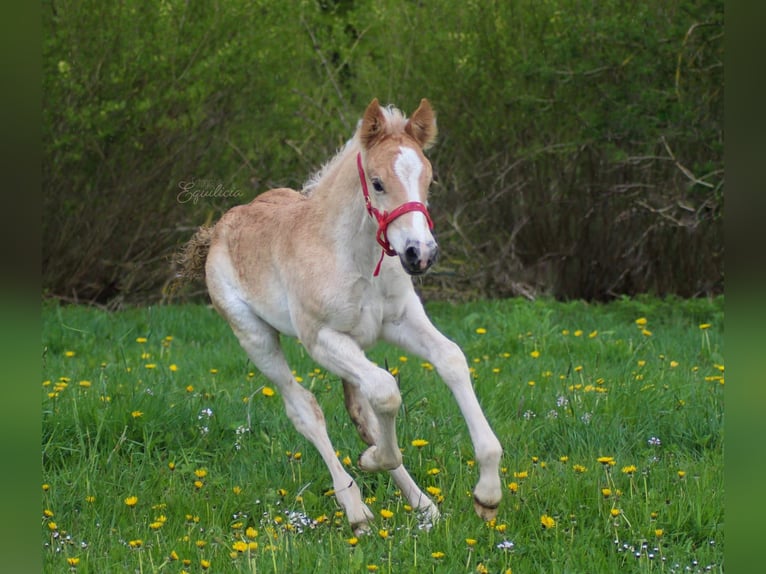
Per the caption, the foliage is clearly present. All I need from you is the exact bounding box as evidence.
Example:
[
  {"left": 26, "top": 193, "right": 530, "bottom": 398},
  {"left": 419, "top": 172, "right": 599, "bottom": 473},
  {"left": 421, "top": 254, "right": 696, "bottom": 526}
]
[
  {"left": 43, "top": 0, "right": 723, "bottom": 305},
  {"left": 42, "top": 296, "right": 723, "bottom": 572}
]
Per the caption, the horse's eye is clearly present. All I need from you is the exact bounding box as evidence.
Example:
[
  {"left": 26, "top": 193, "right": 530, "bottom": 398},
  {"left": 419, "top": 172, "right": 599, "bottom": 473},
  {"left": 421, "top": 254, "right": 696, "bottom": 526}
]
[{"left": 372, "top": 179, "right": 384, "bottom": 193}]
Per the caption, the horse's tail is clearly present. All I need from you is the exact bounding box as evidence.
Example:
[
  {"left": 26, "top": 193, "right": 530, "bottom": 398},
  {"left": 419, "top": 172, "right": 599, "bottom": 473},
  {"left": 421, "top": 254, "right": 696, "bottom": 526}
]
[{"left": 173, "top": 225, "right": 215, "bottom": 283}]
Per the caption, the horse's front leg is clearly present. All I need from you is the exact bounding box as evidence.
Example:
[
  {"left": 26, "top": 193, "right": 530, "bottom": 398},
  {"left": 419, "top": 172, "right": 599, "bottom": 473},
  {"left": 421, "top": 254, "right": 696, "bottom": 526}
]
[
  {"left": 383, "top": 299, "right": 503, "bottom": 520},
  {"left": 307, "top": 327, "right": 403, "bottom": 473}
]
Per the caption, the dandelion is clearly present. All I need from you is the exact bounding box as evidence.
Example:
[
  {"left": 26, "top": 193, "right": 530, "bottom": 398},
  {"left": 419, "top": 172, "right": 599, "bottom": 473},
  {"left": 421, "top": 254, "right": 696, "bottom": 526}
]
[
  {"left": 677, "top": 470, "right": 686, "bottom": 479},
  {"left": 513, "top": 471, "right": 528, "bottom": 479},
  {"left": 573, "top": 330, "right": 583, "bottom": 337},
  {"left": 411, "top": 439, "right": 429, "bottom": 448},
  {"left": 185, "top": 385, "right": 194, "bottom": 393},
  {"left": 195, "top": 468, "right": 208, "bottom": 479},
  {"left": 64, "top": 350, "right": 76, "bottom": 357},
  {"left": 635, "top": 317, "right": 647, "bottom": 326},
  {"left": 169, "top": 364, "right": 178, "bottom": 372},
  {"left": 573, "top": 464, "right": 587, "bottom": 473},
  {"left": 427, "top": 467, "right": 440, "bottom": 475},
  {"left": 262, "top": 386, "right": 275, "bottom": 397},
  {"left": 421, "top": 362, "right": 434, "bottom": 370},
  {"left": 66, "top": 557, "right": 80, "bottom": 566},
  {"left": 124, "top": 496, "right": 138, "bottom": 507},
  {"left": 642, "top": 329, "right": 652, "bottom": 337},
  {"left": 366, "top": 566, "right": 379, "bottom": 572},
  {"left": 530, "top": 350, "right": 540, "bottom": 358},
  {"left": 655, "top": 529, "right": 664, "bottom": 537},
  {"left": 144, "top": 363, "right": 157, "bottom": 369},
  {"left": 610, "top": 508, "right": 621, "bottom": 517},
  {"left": 475, "top": 327, "right": 487, "bottom": 334},
  {"left": 380, "top": 509, "right": 394, "bottom": 519},
  {"left": 200, "top": 559, "right": 211, "bottom": 569},
  {"left": 131, "top": 411, "right": 143, "bottom": 418},
  {"left": 601, "top": 488, "right": 612, "bottom": 498},
  {"left": 699, "top": 323, "right": 711, "bottom": 330},
  {"left": 246, "top": 526, "right": 258, "bottom": 538},
  {"left": 78, "top": 381, "right": 91, "bottom": 389},
  {"left": 426, "top": 486, "right": 442, "bottom": 496},
  {"left": 168, "top": 461, "right": 176, "bottom": 471},
  {"left": 559, "top": 455, "right": 569, "bottom": 463},
  {"left": 540, "top": 514, "right": 556, "bottom": 529},
  {"left": 232, "top": 541, "right": 248, "bottom": 553},
  {"left": 597, "top": 456, "right": 616, "bottom": 466},
  {"left": 477, "top": 564, "right": 489, "bottom": 574},
  {"left": 378, "top": 529, "right": 389, "bottom": 539},
  {"left": 670, "top": 360, "right": 679, "bottom": 368},
  {"left": 589, "top": 330, "right": 598, "bottom": 338},
  {"left": 85, "top": 495, "right": 95, "bottom": 503},
  {"left": 431, "top": 551, "right": 445, "bottom": 559},
  {"left": 466, "top": 538, "right": 477, "bottom": 547},
  {"left": 128, "top": 539, "right": 143, "bottom": 548},
  {"left": 621, "top": 465, "right": 637, "bottom": 475},
  {"left": 47, "top": 521, "right": 58, "bottom": 531},
  {"left": 347, "top": 536, "right": 359, "bottom": 546}
]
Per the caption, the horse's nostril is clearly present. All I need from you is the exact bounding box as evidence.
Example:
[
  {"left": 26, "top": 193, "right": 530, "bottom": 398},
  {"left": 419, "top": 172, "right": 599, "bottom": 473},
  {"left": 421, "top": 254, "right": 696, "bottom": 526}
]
[{"left": 405, "top": 245, "right": 419, "bottom": 264}]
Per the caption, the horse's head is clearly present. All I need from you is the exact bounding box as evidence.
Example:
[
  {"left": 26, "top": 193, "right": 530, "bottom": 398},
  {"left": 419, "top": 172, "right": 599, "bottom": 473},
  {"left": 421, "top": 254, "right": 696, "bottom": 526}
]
[{"left": 358, "top": 98, "right": 439, "bottom": 276}]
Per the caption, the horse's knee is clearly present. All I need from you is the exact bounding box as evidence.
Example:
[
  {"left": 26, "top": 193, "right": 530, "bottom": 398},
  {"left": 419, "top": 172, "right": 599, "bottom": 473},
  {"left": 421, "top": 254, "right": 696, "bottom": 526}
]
[{"left": 367, "top": 370, "right": 401, "bottom": 415}]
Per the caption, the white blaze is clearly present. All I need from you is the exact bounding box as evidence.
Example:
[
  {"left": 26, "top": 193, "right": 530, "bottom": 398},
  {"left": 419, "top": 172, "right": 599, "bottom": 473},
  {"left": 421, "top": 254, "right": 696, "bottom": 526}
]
[
  {"left": 394, "top": 146, "right": 423, "bottom": 203},
  {"left": 389, "top": 146, "right": 433, "bottom": 249}
]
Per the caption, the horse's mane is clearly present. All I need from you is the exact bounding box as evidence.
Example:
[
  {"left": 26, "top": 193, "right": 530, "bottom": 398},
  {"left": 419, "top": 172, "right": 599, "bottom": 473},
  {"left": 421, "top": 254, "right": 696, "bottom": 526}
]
[{"left": 302, "top": 105, "right": 408, "bottom": 196}]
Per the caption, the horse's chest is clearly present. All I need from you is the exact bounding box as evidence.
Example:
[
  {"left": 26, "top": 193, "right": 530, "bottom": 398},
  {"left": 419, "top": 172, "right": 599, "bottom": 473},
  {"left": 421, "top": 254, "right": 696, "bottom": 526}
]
[{"left": 348, "top": 301, "right": 383, "bottom": 347}]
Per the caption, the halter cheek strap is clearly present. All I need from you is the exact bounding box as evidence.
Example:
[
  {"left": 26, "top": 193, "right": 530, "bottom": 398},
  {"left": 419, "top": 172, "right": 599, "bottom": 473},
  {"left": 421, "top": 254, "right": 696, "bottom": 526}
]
[{"left": 356, "top": 152, "right": 434, "bottom": 276}]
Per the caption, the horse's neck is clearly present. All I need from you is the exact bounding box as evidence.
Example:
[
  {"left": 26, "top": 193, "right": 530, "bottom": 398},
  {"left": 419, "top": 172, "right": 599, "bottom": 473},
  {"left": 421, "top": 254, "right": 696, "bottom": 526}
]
[{"left": 312, "top": 151, "right": 380, "bottom": 270}]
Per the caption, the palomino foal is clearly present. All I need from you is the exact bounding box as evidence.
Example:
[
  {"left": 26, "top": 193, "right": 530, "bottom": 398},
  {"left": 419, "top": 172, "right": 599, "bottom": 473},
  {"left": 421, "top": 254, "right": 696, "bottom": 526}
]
[{"left": 178, "top": 98, "right": 502, "bottom": 534}]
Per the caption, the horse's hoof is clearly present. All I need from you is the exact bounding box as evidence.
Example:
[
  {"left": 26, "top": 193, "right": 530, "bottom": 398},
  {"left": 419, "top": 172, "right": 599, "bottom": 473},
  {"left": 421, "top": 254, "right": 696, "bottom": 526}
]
[
  {"left": 357, "top": 446, "right": 401, "bottom": 472},
  {"left": 473, "top": 495, "right": 500, "bottom": 521},
  {"left": 351, "top": 521, "right": 372, "bottom": 537},
  {"left": 417, "top": 504, "right": 441, "bottom": 530}
]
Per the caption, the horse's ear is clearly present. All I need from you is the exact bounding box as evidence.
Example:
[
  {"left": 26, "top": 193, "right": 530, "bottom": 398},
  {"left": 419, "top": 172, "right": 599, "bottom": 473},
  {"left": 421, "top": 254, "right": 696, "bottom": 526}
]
[
  {"left": 360, "top": 98, "right": 386, "bottom": 149},
  {"left": 405, "top": 98, "right": 438, "bottom": 150}
]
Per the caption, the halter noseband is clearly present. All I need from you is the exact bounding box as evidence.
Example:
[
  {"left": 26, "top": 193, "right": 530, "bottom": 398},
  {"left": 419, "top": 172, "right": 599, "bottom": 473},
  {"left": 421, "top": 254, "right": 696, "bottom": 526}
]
[{"left": 356, "top": 152, "right": 434, "bottom": 276}]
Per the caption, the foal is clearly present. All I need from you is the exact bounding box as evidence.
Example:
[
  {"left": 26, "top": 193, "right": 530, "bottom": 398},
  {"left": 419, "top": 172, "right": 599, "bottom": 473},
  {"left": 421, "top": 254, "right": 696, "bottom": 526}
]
[{"left": 177, "top": 98, "right": 502, "bottom": 534}]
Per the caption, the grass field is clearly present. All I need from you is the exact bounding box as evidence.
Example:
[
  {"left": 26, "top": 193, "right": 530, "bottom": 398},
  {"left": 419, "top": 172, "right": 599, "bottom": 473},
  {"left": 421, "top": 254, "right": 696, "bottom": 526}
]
[{"left": 41, "top": 295, "right": 724, "bottom": 573}]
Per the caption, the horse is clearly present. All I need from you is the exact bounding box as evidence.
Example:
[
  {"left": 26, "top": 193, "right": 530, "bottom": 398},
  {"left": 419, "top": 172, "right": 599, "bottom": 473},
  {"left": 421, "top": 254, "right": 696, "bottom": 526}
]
[{"left": 175, "top": 98, "right": 503, "bottom": 535}]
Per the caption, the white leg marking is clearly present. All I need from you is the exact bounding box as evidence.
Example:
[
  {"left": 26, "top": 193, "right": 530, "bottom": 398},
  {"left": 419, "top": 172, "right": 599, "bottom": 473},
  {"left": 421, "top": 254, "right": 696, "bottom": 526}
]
[{"left": 383, "top": 296, "right": 503, "bottom": 519}]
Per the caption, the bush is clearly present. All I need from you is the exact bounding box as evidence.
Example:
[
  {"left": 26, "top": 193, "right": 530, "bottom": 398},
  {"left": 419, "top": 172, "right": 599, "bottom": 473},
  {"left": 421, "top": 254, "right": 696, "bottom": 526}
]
[{"left": 43, "top": 0, "right": 723, "bottom": 305}]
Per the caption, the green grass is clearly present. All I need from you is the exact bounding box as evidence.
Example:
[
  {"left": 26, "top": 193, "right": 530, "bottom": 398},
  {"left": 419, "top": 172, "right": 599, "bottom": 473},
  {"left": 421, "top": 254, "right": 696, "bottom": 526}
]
[{"left": 41, "top": 296, "right": 724, "bottom": 573}]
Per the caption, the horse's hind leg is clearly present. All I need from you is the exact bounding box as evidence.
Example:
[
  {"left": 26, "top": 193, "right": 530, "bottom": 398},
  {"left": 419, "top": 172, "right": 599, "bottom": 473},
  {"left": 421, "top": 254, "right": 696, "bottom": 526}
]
[
  {"left": 343, "top": 380, "right": 440, "bottom": 526},
  {"left": 223, "top": 309, "right": 374, "bottom": 534}
]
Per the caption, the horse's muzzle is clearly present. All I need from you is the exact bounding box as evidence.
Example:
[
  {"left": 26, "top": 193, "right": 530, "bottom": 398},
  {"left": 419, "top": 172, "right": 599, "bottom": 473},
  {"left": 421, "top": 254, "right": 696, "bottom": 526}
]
[{"left": 400, "top": 241, "right": 438, "bottom": 275}]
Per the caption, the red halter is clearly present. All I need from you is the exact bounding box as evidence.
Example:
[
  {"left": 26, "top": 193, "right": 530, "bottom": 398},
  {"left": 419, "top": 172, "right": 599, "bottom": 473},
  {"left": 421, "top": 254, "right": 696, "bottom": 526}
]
[{"left": 356, "top": 152, "right": 434, "bottom": 276}]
